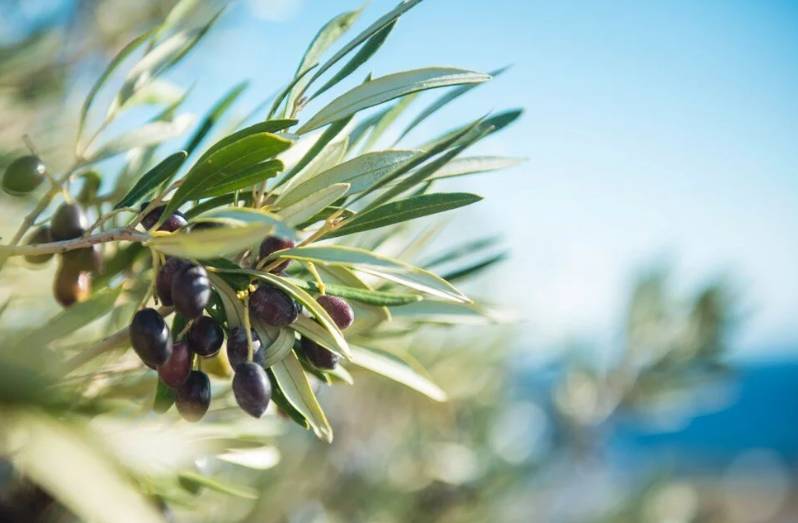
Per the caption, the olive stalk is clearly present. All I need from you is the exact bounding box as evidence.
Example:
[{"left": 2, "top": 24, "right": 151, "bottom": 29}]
[{"left": 0, "top": 228, "right": 148, "bottom": 257}]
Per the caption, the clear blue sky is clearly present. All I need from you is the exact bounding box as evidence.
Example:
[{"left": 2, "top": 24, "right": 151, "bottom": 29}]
[{"left": 18, "top": 0, "right": 798, "bottom": 358}]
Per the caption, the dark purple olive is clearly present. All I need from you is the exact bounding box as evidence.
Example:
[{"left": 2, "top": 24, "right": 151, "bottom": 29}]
[
  {"left": 258, "top": 236, "right": 295, "bottom": 273},
  {"left": 298, "top": 336, "right": 339, "bottom": 370},
  {"left": 227, "top": 327, "right": 265, "bottom": 368},
  {"left": 232, "top": 362, "right": 271, "bottom": 418},
  {"left": 62, "top": 244, "right": 103, "bottom": 273},
  {"left": 187, "top": 316, "right": 224, "bottom": 357},
  {"left": 2, "top": 155, "right": 46, "bottom": 195},
  {"left": 158, "top": 341, "right": 192, "bottom": 387},
  {"left": 50, "top": 203, "right": 88, "bottom": 241},
  {"left": 156, "top": 257, "right": 189, "bottom": 306},
  {"left": 249, "top": 285, "right": 299, "bottom": 327},
  {"left": 129, "top": 308, "right": 172, "bottom": 367},
  {"left": 316, "top": 295, "right": 354, "bottom": 330},
  {"left": 171, "top": 264, "right": 210, "bottom": 319},
  {"left": 53, "top": 263, "right": 91, "bottom": 307},
  {"left": 140, "top": 203, "right": 187, "bottom": 232},
  {"left": 24, "top": 225, "right": 53, "bottom": 264},
  {"left": 175, "top": 370, "right": 211, "bottom": 422}
]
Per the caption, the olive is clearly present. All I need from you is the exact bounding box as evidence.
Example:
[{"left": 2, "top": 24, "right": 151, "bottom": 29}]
[
  {"left": 129, "top": 308, "right": 173, "bottom": 367},
  {"left": 187, "top": 316, "right": 224, "bottom": 357},
  {"left": 23, "top": 225, "right": 53, "bottom": 264},
  {"left": 62, "top": 244, "right": 102, "bottom": 273},
  {"left": 50, "top": 203, "right": 88, "bottom": 241},
  {"left": 158, "top": 341, "right": 192, "bottom": 388},
  {"left": 175, "top": 370, "right": 211, "bottom": 422},
  {"left": 140, "top": 203, "right": 187, "bottom": 232},
  {"left": 2, "top": 155, "right": 46, "bottom": 195},
  {"left": 226, "top": 327, "right": 265, "bottom": 368},
  {"left": 156, "top": 257, "right": 189, "bottom": 306},
  {"left": 171, "top": 264, "right": 210, "bottom": 319},
  {"left": 53, "top": 263, "right": 91, "bottom": 307},
  {"left": 76, "top": 170, "right": 101, "bottom": 204},
  {"left": 298, "top": 336, "right": 339, "bottom": 370},
  {"left": 249, "top": 284, "right": 299, "bottom": 327},
  {"left": 232, "top": 362, "right": 271, "bottom": 418},
  {"left": 316, "top": 295, "right": 354, "bottom": 330},
  {"left": 258, "top": 236, "right": 295, "bottom": 272}
]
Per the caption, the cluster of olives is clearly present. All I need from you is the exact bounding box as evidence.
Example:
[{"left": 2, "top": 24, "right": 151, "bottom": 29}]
[{"left": 130, "top": 234, "right": 355, "bottom": 422}]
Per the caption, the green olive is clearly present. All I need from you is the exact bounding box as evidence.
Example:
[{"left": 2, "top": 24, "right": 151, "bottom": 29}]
[
  {"left": 50, "top": 203, "right": 88, "bottom": 241},
  {"left": 23, "top": 225, "right": 54, "bottom": 265},
  {"left": 2, "top": 155, "right": 46, "bottom": 196}
]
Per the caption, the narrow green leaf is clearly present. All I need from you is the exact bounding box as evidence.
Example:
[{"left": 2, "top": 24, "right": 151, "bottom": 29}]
[
  {"left": 276, "top": 245, "right": 470, "bottom": 303},
  {"left": 329, "top": 192, "right": 481, "bottom": 238},
  {"left": 200, "top": 119, "right": 297, "bottom": 161},
  {"left": 114, "top": 151, "right": 187, "bottom": 209},
  {"left": 430, "top": 155, "right": 525, "bottom": 180},
  {"left": 284, "top": 8, "right": 362, "bottom": 113},
  {"left": 298, "top": 68, "right": 491, "bottom": 134},
  {"left": 148, "top": 223, "right": 273, "bottom": 259},
  {"left": 192, "top": 207, "right": 296, "bottom": 239},
  {"left": 421, "top": 108, "right": 523, "bottom": 150},
  {"left": 270, "top": 353, "right": 333, "bottom": 442},
  {"left": 422, "top": 236, "right": 502, "bottom": 268},
  {"left": 307, "top": 0, "right": 423, "bottom": 87},
  {"left": 277, "top": 115, "right": 352, "bottom": 188},
  {"left": 398, "top": 65, "right": 510, "bottom": 141},
  {"left": 360, "top": 92, "right": 418, "bottom": 152},
  {"left": 78, "top": 29, "right": 154, "bottom": 142},
  {"left": 19, "top": 286, "right": 122, "bottom": 350},
  {"left": 165, "top": 132, "right": 292, "bottom": 216},
  {"left": 279, "top": 182, "right": 350, "bottom": 227},
  {"left": 350, "top": 346, "right": 446, "bottom": 401},
  {"left": 177, "top": 471, "right": 257, "bottom": 499},
  {"left": 309, "top": 20, "right": 396, "bottom": 101},
  {"left": 258, "top": 326, "right": 295, "bottom": 368},
  {"left": 291, "top": 316, "right": 345, "bottom": 357},
  {"left": 267, "top": 369, "right": 310, "bottom": 429},
  {"left": 390, "top": 299, "right": 498, "bottom": 324},
  {"left": 277, "top": 150, "right": 416, "bottom": 207},
  {"left": 442, "top": 252, "right": 508, "bottom": 282},
  {"left": 279, "top": 138, "right": 348, "bottom": 198},
  {"left": 87, "top": 114, "right": 194, "bottom": 163},
  {"left": 199, "top": 159, "right": 283, "bottom": 198},
  {"left": 183, "top": 81, "right": 249, "bottom": 156},
  {"left": 283, "top": 277, "right": 421, "bottom": 306}
]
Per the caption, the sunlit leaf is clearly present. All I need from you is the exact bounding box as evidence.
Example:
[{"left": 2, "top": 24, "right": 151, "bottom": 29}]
[
  {"left": 177, "top": 471, "right": 256, "bottom": 499},
  {"left": 279, "top": 182, "right": 349, "bottom": 227},
  {"left": 184, "top": 81, "right": 249, "bottom": 156},
  {"left": 87, "top": 114, "right": 194, "bottom": 162},
  {"left": 283, "top": 276, "right": 421, "bottom": 306},
  {"left": 149, "top": 223, "right": 273, "bottom": 259},
  {"left": 114, "top": 151, "right": 187, "bottom": 209},
  {"left": 430, "top": 155, "right": 525, "bottom": 180},
  {"left": 197, "top": 159, "right": 283, "bottom": 198},
  {"left": 350, "top": 346, "right": 446, "bottom": 401},
  {"left": 270, "top": 352, "right": 333, "bottom": 442}
]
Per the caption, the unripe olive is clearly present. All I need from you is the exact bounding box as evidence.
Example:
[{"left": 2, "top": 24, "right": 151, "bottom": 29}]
[
  {"left": 258, "top": 236, "right": 295, "bottom": 273},
  {"left": 158, "top": 341, "right": 192, "bottom": 388},
  {"left": 227, "top": 327, "right": 264, "bottom": 368},
  {"left": 50, "top": 203, "right": 88, "bottom": 241},
  {"left": 129, "top": 308, "right": 173, "bottom": 368},
  {"left": 23, "top": 225, "right": 53, "bottom": 264},
  {"left": 187, "top": 316, "right": 224, "bottom": 357},
  {"left": 298, "top": 336, "right": 339, "bottom": 370},
  {"left": 316, "top": 295, "right": 354, "bottom": 330},
  {"left": 156, "top": 257, "right": 189, "bottom": 306},
  {"left": 232, "top": 362, "right": 271, "bottom": 418},
  {"left": 140, "top": 203, "right": 187, "bottom": 232},
  {"left": 249, "top": 285, "right": 299, "bottom": 327},
  {"left": 53, "top": 263, "right": 91, "bottom": 307},
  {"left": 76, "top": 170, "right": 101, "bottom": 204},
  {"left": 62, "top": 244, "right": 102, "bottom": 273},
  {"left": 2, "top": 155, "right": 46, "bottom": 195},
  {"left": 175, "top": 370, "right": 211, "bottom": 422},
  {"left": 171, "top": 264, "right": 210, "bottom": 319}
]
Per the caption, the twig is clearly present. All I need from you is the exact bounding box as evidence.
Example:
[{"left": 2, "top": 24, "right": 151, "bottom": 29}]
[{"left": 0, "top": 228, "right": 149, "bottom": 257}]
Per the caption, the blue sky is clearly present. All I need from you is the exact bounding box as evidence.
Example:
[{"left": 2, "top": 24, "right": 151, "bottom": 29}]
[
  {"left": 13, "top": 0, "right": 798, "bottom": 359},
  {"left": 172, "top": 0, "right": 797, "bottom": 359}
]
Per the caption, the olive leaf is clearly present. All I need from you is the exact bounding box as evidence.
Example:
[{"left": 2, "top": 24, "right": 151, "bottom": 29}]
[
  {"left": 270, "top": 352, "right": 333, "bottom": 442},
  {"left": 349, "top": 346, "right": 446, "bottom": 401},
  {"left": 114, "top": 151, "right": 187, "bottom": 209}
]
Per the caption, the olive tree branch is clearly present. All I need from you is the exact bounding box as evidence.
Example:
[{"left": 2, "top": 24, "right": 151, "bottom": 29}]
[{"left": 0, "top": 228, "right": 149, "bottom": 257}]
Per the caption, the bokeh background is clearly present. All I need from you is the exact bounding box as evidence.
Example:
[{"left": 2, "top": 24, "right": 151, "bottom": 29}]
[{"left": 1, "top": 1, "right": 797, "bottom": 522}]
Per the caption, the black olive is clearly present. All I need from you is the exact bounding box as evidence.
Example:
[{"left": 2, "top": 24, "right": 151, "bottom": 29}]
[
  {"left": 129, "top": 308, "right": 173, "bottom": 367},
  {"left": 23, "top": 225, "right": 53, "bottom": 264},
  {"left": 258, "top": 236, "right": 295, "bottom": 272},
  {"left": 175, "top": 370, "right": 211, "bottom": 422},
  {"left": 249, "top": 284, "right": 299, "bottom": 327},
  {"left": 2, "top": 155, "right": 46, "bottom": 195},
  {"left": 171, "top": 264, "right": 210, "bottom": 319},
  {"left": 62, "top": 244, "right": 103, "bottom": 273},
  {"left": 187, "top": 316, "right": 224, "bottom": 357},
  {"left": 156, "top": 257, "right": 190, "bottom": 306},
  {"left": 316, "top": 295, "right": 354, "bottom": 330},
  {"left": 298, "top": 336, "right": 339, "bottom": 370},
  {"left": 50, "top": 203, "right": 88, "bottom": 241},
  {"left": 140, "top": 203, "right": 187, "bottom": 232},
  {"left": 232, "top": 362, "right": 271, "bottom": 418},
  {"left": 226, "top": 327, "right": 265, "bottom": 368},
  {"left": 158, "top": 341, "right": 192, "bottom": 388}
]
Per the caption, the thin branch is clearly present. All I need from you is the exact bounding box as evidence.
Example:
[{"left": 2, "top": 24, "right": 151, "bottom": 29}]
[{"left": 0, "top": 228, "right": 149, "bottom": 257}]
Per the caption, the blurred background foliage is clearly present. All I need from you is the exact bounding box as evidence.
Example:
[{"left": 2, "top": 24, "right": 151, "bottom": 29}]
[{"left": 1, "top": 1, "right": 796, "bottom": 523}]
